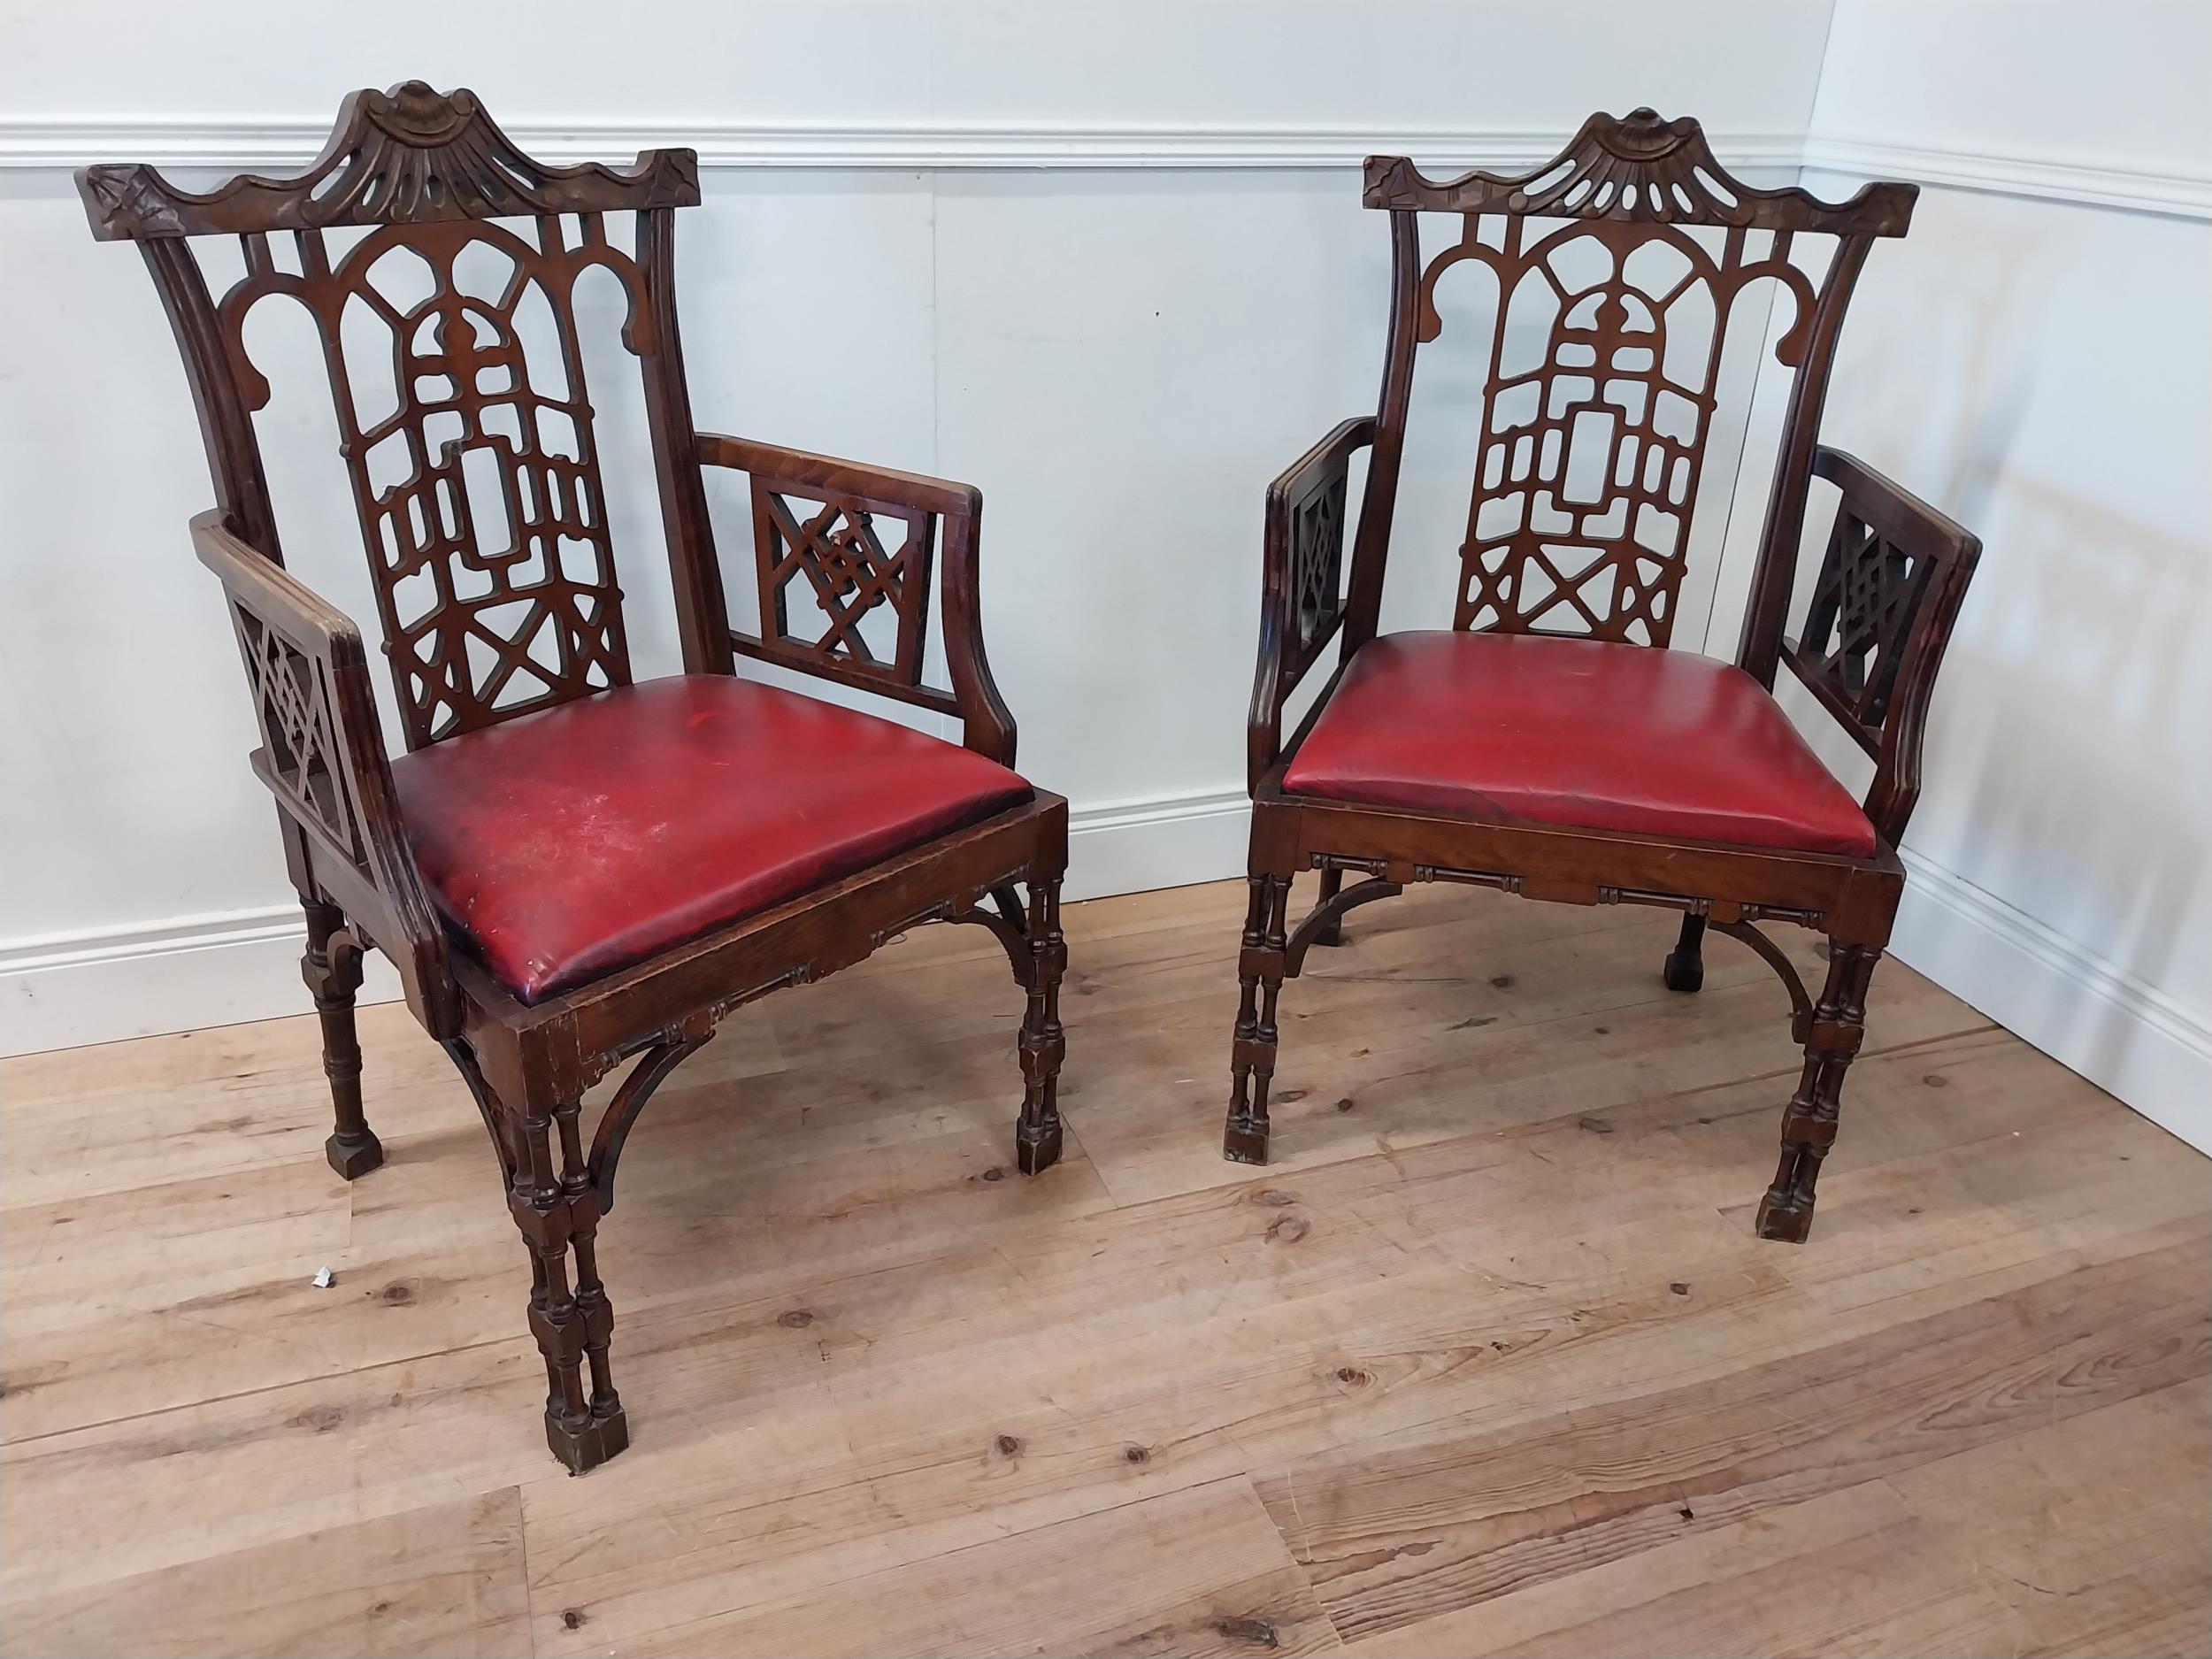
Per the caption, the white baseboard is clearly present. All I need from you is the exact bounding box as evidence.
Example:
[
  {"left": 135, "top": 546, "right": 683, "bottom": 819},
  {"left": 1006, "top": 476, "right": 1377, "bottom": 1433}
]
[
  {"left": 0, "top": 787, "right": 1254, "bottom": 1057},
  {"left": 10, "top": 792, "right": 2205, "bottom": 1163},
  {"left": 1062, "top": 786, "right": 1250, "bottom": 904},
  {"left": 0, "top": 906, "right": 406, "bottom": 1057},
  {"left": 1890, "top": 846, "right": 2212, "bottom": 1154}
]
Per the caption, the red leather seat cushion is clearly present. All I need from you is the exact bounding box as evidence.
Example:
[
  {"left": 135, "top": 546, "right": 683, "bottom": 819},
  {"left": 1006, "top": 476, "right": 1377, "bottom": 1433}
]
[
  {"left": 1283, "top": 631, "right": 1875, "bottom": 856},
  {"left": 391, "top": 676, "right": 1033, "bottom": 1003}
]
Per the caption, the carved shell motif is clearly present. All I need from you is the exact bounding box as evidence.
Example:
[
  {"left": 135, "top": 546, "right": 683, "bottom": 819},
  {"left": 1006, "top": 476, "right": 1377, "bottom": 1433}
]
[
  {"left": 1363, "top": 108, "right": 1914, "bottom": 237},
  {"left": 79, "top": 81, "right": 699, "bottom": 240}
]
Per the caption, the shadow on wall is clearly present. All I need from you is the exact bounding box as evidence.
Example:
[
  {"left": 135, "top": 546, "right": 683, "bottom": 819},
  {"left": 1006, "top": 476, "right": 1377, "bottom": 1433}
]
[
  {"left": 1824, "top": 199, "right": 2040, "bottom": 533},
  {"left": 1940, "top": 476, "right": 2205, "bottom": 1057},
  {"left": 1824, "top": 190, "right": 2209, "bottom": 1070}
]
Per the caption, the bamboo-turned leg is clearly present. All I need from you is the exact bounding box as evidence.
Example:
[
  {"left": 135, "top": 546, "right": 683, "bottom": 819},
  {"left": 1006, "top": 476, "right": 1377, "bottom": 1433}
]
[
  {"left": 1310, "top": 865, "right": 1347, "bottom": 948},
  {"left": 1755, "top": 942, "right": 1879, "bottom": 1243},
  {"left": 303, "top": 898, "right": 381, "bottom": 1179},
  {"left": 510, "top": 1100, "right": 628, "bottom": 1471},
  {"left": 1014, "top": 874, "right": 1068, "bottom": 1176},
  {"left": 1223, "top": 873, "right": 1292, "bottom": 1164}
]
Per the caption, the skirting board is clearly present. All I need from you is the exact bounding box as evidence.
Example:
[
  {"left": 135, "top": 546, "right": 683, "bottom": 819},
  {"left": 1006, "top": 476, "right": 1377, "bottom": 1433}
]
[
  {"left": 6, "top": 792, "right": 2204, "bottom": 1164},
  {"left": 1888, "top": 847, "right": 2212, "bottom": 1155},
  {"left": 0, "top": 786, "right": 1253, "bottom": 1058}
]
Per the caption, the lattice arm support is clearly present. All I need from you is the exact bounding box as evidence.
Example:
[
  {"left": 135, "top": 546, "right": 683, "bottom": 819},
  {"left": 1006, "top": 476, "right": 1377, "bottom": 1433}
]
[
  {"left": 1249, "top": 417, "right": 1374, "bottom": 792},
  {"left": 1778, "top": 448, "right": 1981, "bottom": 847},
  {"left": 194, "top": 512, "right": 458, "bottom": 1034},
  {"left": 698, "top": 433, "right": 1017, "bottom": 765}
]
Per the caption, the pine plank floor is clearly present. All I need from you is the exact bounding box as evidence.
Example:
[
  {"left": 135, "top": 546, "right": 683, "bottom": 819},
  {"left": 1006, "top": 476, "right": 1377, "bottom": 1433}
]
[{"left": 3, "top": 877, "right": 2205, "bottom": 1657}]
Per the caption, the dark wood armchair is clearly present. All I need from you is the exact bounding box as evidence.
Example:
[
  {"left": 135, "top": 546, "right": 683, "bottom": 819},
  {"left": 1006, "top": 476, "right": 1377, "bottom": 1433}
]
[
  {"left": 81, "top": 83, "right": 1070, "bottom": 1471},
  {"left": 1229, "top": 111, "right": 1980, "bottom": 1243}
]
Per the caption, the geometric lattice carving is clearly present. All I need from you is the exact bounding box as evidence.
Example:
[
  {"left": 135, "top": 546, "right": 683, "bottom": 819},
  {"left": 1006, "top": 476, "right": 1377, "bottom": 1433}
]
[
  {"left": 1796, "top": 505, "right": 1933, "bottom": 729},
  {"left": 229, "top": 604, "right": 363, "bottom": 860},
  {"left": 751, "top": 479, "right": 933, "bottom": 688},
  {"left": 1286, "top": 465, "right": 1348, "bottom": 672},
  {"left": 76, "top": 83, "right": 704, "bottom": 752},
  {"left": 1428, "top": 218, "right": 1816, "bottom": 646},
  {"left": 1365, "top": 109, "right": 1916, "bottom": 649},
  {"left": 215, "top": 212, "right": 648, "bottom": 746}
]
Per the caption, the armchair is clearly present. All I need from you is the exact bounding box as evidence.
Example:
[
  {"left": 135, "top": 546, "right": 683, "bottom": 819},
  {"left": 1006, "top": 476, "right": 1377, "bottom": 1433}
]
[
  {"left": 84, "top": 83, "right": 1070, "bottom": 1471},
  {"left": 1227, "top": 111, "right": 1980, "bottom": 1245}
]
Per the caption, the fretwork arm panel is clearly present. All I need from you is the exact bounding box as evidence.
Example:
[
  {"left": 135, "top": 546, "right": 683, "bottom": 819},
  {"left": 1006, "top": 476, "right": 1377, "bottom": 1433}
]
[
  {"left": 1783, "top": 446, "right": 1982, "bottom": 844},
  {"left": 702, "top": 433, "right": 1018, "bottom": 764}
]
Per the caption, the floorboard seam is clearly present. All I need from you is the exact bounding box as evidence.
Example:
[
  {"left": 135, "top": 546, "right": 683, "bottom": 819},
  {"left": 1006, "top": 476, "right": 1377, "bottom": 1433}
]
[{"left": 0, "top": 1331, "right": 524, "bottom": 1451}]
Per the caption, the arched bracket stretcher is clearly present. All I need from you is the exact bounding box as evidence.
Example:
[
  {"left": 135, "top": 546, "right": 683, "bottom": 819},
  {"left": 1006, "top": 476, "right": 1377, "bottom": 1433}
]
[
  {"left": 1708, "top": 918, "right": 1816, "bottom": 1040},
  {"left": 589, "top": 1033, "right": 716, "bottom": 1213},
  {"left": 1277, "top": 862, "right": 1819, "bottom": 1032},
  {"left": 580, "top": 878, "right": 1040, "bottom": 1212},
  {"left": 1285, "top": 876, "right": 1403, "bottom": 976},
  {"left": 943, "top": 883, "right": 1033, "bottom": 984}
]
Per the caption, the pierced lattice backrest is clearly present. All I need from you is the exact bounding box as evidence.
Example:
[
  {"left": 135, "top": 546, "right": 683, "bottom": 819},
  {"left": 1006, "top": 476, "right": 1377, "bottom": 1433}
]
[
  {"left": 1363, "top": 111, "right": 1913, "bottom": 648},
  {"left": 81, "top": 82, "right": 703, "bottom": 748}
]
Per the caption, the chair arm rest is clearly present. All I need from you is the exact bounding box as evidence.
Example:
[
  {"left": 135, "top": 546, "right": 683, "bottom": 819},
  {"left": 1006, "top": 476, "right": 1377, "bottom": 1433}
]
[
  {"left": 192, "top": 512, "right": 457, "bottom": 1033},
  {"left": 696, "top": 434, "right": 1016, "bottom": 766},
  {"left": 1780, "top": 447, "right": 1982, "bottom": 846},
  {"left": 698, "top": 434, "right": 980, "bottom": 518},
  {"left": 1248, "top": 417, "right": 1375, "bottom": 792}
]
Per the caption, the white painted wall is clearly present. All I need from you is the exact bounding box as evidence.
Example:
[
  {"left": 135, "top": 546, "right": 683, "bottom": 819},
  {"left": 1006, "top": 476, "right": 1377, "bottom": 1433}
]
[
  {"left": 1712, "top": 0, "right": 2212, "bottom": 1148},
  {"left": 6, "top": 0, "right": 2207, "bottom": 1156},
  {"left": 0, "top": 1, "right": 1833, "bottom": 1048}
]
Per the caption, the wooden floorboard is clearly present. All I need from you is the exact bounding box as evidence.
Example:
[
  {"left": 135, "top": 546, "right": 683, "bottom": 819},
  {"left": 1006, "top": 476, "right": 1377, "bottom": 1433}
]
[{"left": 2, "top": 876, "right": 2204, "bottom": 1657}]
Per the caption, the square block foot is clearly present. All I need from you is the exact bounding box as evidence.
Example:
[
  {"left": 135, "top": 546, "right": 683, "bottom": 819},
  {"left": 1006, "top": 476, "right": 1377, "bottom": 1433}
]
[
  {"left": 1223, "top": 1118, "right": 1270, "bottom": 1165},
  {"left": 325, "top": 1131, "right": 384, "bottom": 1181},
  {"left": 1755, "top": 1194, "right": 1814, "bottom": 1243},
  {"left": 547, "top": 1406, "right": 629, "bottom": 1473},
  {"left": 1016, "top": 1118, "right": 1064, "bottom": 1176}
]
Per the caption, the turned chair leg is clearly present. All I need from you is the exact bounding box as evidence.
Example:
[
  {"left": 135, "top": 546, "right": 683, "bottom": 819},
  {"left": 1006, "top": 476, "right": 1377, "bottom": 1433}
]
[
  {"left": 1310, "top": 864, "right": 1347, "bottom": 948},
  {"left": 1663, "top": 913, "right": 1707, "bottom": 993},
  {"left": 1015, "top": 874, "right": 1068, "bottom": 1176},
  {"left": 1755, "top": 941, "right": 1879, "bottom": 1243},
  {"left": 1224, "top": 873, "right": 1292, "bottom": 1164},
  {"left": 509, "top": 1099, "right": 628, "bottom": 1472},
  {"left": 303, "top": 898, "right": 382, "bottom": 1180}
]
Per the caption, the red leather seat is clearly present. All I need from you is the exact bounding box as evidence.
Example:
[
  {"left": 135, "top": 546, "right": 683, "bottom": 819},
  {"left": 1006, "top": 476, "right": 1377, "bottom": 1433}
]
[
  {"left": 1283, "top": 631, "right": 1876, "bottom": 857},
  {"left": 391, "top": 676, "right": 1033, "bottom": 1002}
]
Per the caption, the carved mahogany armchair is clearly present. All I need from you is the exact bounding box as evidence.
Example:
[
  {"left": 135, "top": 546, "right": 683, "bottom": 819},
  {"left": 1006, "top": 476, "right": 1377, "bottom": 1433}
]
[
  {"left": 1230, "top": 111, "right": 1980, "bottom": 1242},
  {"left": 82, "top": 83, "right": 1069, "bottom": 1471}
]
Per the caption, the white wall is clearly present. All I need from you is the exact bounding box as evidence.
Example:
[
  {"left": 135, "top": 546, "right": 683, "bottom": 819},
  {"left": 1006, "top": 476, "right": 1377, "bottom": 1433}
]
[
  {"left": 0, "top": 0, "right": 1834, "bottom": 1048},
  {"left": 8, "top": 2, "right": 2208, "bottom": 1158},
  {"left": 1716, "top": 0, "right": 2212, "bottom": 1148}
]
